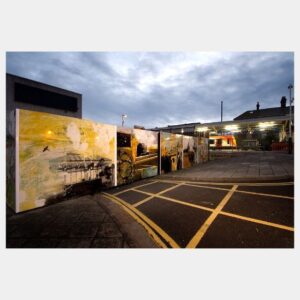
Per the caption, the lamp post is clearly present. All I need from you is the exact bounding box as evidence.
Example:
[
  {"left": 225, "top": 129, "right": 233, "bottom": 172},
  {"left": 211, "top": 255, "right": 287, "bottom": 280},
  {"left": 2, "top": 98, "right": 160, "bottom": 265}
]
[
  {"left": 121, "top": 114, "right": 127, "bottom": 127},
  {"left": 288, "top": 84, "right": 293, "bottom": 154}
]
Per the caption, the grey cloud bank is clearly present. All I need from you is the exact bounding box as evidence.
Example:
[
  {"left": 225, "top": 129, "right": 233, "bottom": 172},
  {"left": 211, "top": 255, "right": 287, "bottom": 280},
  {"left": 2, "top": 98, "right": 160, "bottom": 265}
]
[{"left": 6, "top": 52, "right": 294, "bottom": 128}]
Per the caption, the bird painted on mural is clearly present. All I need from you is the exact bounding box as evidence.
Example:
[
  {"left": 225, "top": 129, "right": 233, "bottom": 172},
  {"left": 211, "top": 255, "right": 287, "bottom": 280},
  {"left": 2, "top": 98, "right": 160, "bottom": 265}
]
[{"left": 43, "top": 146, "right": 49, "bottom": 152}]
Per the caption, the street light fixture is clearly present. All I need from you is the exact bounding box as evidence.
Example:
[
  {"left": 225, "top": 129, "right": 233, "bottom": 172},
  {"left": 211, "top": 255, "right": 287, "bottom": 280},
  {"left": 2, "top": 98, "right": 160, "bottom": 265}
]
[
  {"left": 288, "top": 84, "right": 293, "bottom": 154},
  {"left": 121, "top": 114, "right": 127, "bottom": 127}
]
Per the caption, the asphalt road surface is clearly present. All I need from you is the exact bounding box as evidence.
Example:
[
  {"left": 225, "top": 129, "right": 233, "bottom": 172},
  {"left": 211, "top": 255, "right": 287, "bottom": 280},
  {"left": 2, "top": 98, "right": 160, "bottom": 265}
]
[{"left": 103, "top": 179, "right": 294, "bottom": 248}]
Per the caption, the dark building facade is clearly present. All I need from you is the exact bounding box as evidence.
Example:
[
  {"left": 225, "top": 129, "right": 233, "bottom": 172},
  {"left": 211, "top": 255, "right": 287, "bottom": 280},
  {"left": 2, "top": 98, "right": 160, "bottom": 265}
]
[
  {"left": 6, "top": 73, "right": 82, "bottom": 119},
  {"left": 6, "top": 74, "right": 83, "bottom": 211}
]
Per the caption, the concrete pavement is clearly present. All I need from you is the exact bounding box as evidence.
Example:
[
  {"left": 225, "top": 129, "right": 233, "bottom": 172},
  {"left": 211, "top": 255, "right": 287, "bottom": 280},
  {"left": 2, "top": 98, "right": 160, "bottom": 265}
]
[
  {"left": 158, "top": 151, "right": 294, "bottom": 182},
  {"left": 6, "top": 193, "right": 157, "bottom": 248}
]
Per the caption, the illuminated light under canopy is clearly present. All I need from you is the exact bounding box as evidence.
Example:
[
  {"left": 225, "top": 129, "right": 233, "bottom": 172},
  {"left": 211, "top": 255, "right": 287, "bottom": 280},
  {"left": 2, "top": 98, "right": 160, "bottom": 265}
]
[
  {"left": 197, "top": 126, "right": 209, "bottom": 132},
  {"left": 224, "top": 124, "right": 239, "bottom": 131},
  {"left": 258, "top": 121, "right": 275, "bottom": 129}
]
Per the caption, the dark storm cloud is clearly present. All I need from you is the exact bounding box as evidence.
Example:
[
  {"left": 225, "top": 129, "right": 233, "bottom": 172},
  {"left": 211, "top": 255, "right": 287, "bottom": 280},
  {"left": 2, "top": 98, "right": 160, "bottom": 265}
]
[{"left": 6, "top": 52, "right": 294, "bottom": 128}]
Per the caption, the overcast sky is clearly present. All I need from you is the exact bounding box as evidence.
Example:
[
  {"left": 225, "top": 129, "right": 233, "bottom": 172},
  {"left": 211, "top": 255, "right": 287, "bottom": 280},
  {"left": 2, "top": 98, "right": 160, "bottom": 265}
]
[{"left": 6, "top": 52, "right": 294, "bottom": 128}]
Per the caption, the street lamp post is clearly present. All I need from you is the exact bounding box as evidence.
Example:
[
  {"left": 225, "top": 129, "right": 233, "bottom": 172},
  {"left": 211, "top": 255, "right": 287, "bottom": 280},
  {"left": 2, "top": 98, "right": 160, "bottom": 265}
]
[
  {"left": 121, "top": 114, "right": 127, "bottom": 127},
  {"left": 288, "top": 84, "right": 293, "bottom": 154}
]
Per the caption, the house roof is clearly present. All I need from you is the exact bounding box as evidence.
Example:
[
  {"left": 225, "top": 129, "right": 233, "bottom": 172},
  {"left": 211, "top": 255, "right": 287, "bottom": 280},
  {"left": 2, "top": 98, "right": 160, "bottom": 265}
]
[{"left": 234, "top": 106, "right": 294, "bottom": 121}]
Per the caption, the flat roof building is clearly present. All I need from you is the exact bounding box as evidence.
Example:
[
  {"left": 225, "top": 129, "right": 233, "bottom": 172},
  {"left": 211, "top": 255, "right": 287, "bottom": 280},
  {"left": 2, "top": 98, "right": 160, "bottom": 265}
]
[{"left": 6, "top": 73, "right": 82, "bottom": 119}]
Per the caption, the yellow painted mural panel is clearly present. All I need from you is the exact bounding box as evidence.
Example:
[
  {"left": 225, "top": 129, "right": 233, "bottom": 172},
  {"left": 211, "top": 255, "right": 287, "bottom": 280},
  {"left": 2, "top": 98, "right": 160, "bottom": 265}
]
[
  {"left": 160, "top": 132, "right": 183, "bottom": 173},
  {"left": 117, "top": 127, "right": 158, "bottom": 185},
  {"left": 18, "top": 109, "right": 116, "bottom": 212},
  {"left": 183, "top": 136, "right": 197, "bottom": 168}
]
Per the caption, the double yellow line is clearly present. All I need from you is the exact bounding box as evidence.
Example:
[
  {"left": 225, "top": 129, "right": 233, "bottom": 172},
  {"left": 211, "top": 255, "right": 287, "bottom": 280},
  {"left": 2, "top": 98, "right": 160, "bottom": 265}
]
[{"left": 102, "top": 192, "right": 180, "bottom": 248}]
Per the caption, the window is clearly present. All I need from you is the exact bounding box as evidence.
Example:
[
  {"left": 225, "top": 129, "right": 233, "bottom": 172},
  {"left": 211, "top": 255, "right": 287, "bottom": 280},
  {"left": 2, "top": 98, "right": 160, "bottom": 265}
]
[{"left": 15, "top": 83, "right": 78, "bottom": 112}]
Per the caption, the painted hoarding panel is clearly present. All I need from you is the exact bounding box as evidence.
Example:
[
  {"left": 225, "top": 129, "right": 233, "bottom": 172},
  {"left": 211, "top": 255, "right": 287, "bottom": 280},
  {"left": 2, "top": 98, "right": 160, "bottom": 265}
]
[
  {"left": 6, "top": 110, "right": 16, "bottom": 211},
  {"left": 160, "top": 132, "right": 183, "bottom": 173},
  {"left": 17, "top": 109, "right": 116, "bottom": 212},
  {"left": 133, "top": 129, "right": 158, "bottom": 180},
  {"left": 197, "top": 137, "right": 209, "bottom": 163},
  {"left": 117, "top": 127, "right": 158, "bottom": 185},
  {"left": 117, "top": 127, "right": 134, "bottom": 185},
  {"left": 183, "top": 136, "right": 197, "bottom": 168}
]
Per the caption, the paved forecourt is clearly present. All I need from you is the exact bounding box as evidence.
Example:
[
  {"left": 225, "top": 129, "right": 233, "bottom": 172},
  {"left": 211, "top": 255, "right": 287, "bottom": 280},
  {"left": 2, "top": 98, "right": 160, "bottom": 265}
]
[{"left": 103, "top": 178, "right": 294, "bottom": 248}]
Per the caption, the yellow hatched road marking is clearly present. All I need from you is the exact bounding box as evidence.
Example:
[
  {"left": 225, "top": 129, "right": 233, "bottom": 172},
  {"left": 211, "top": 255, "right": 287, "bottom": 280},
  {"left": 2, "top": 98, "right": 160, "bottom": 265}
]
[
  {"left": 132, "top": 195, "right": 154, "bottom": 207},
  {"left": 234, "top": 189, "right": 293, "bottom": 200},
  {"left": 220, "top": 211, "right": 294, "bottom": 232},
  {"left": 103, "top": 192, "right": 180, "bottom": 248},
  {"left": 132, "top": 188, "right": 214, "bottom": 212},
  {"left": 186, "top": 185, "right": 239, "bottom": 248},
  {"left": 106, "top": 180, "right": 294, "bottom": 248},
  {"left": 133, "top": 187, "right": 294, "bottom": 233},
  {"left": 183, "top": 183, "right": 232, "bottom": 192},
  {"left": 156, "top": 179, "right": 293, "bottom": 187},
  {"left": 133, "top": 182, "right": 185, "bottom": 207},
  {"left": 113, "top": 180, "right": 158, "bottom": 196},
  {"left": 183, "top": 183, "right": 294, "bottom": 200},
  {"left": 102, "top": 193, "right": 167, "bottom": 248}
]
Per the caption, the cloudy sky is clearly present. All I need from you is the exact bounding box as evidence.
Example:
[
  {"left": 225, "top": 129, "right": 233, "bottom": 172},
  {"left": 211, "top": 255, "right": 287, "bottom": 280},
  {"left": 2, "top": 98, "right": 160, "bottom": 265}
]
[{"left": 6, "top": 52, "right": 294, "bottom": 128}]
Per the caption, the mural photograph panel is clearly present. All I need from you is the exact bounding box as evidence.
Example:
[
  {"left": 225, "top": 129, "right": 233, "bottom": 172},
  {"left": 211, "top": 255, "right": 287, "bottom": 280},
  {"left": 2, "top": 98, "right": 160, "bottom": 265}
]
[
  {"left": 6, "top": 110, "right": 16, "bottom": 211},
  {"left": 117, "top": 127, "right": 134, "bottom": 185},
  {"left": 183, "top": 136, "right": 197, "bottom": 168},
  {"left": 117, "top": 127, "right": 158, "bottom": 185},
  {"left": 132, "top": 129, "right": 158, "bottom": 180},
  {"left": 17, "top": 109, "right": 116, "bottom": 212},
  {"left": 160, "top": 132, "right": 183, "bottom": 174},
  {"left": 197, "top": 137, "right": 209, "bottom": 163}
]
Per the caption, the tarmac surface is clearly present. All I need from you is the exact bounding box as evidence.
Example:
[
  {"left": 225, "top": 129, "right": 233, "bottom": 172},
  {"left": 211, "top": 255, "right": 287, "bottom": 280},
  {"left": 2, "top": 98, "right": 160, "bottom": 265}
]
[
  {"left": 6, "top": 151, "right": 294, "bottom": 248},
  {"left": 158, "top": 151, "right": 294, "bottom": 182},
  {"left": 6, "top": 193, "right": 157, "bottom": 248},
  {"left": 104, "top": 179, "right": 294, "bottom": 248}
]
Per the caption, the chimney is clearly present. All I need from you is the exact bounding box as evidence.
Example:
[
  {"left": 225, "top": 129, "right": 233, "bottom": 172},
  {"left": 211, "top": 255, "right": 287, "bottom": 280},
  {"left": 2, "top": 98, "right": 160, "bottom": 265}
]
[
  {"left": 280, "top": 96, "right": 287, "bottom": 108},
  {"left": 256, "top": 101, "right": 260, "bottom": 111}
]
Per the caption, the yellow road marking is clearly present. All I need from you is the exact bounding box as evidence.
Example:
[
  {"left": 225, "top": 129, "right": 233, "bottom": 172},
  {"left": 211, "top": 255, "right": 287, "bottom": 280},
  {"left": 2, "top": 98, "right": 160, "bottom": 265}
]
[
  {"left": 113, "top": 180, "right": 158, "bottom": 196},
  {"left": 102, "top": 193, "right": 167, "bottom": 248},
  {"left": 183, "top": 183, "right": 231, "bottom": 192},
  {"left": 103, "top": 192, "right": 180, "bottom": 248},
  {"left": 183, "top": 183, "right": 294, "bottom": 200},
  {"left": 235, "top": 189, "right": 293, "bottom": 200},
  {"left": 132, "top": 188, "right": 214, "bottom": 212},
  {"left": 156, "top": 179, "right": 293, "bottom": 186},
  {"left": 186, "top": 185, "right": 239, "bottom": 248},
  {"left": 132, "top": 195, "right": 154, "bottom": 207},
  {"left": 106, "top": 180, "right": 294, "bottom": 248},
  {"left": 132, "top": 188, "right": 294, "bottom": 232},
  {"left": 220, "top": 211, "right": 294, "bottom": 232},
  {"left": 133, "top": 182, "right": 185, "bottom": 207}
]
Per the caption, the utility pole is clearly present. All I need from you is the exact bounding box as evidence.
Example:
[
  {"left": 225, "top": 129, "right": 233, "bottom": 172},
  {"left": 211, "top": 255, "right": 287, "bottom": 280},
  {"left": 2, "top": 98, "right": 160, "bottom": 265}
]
[
  {"left": 221, "top": 101, "right": 223, "bottom": 123},
  {"left": 288, "top": 84, "right": 293, "bottom": 154},
  {"left": 220, "top": 101, "right": 223, "bottom": 136}
]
